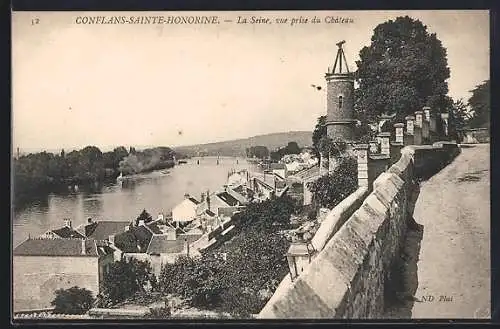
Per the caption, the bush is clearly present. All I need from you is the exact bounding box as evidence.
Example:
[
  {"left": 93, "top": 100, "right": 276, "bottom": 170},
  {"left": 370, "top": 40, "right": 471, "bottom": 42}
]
[
  {"left": 99, "top": 258, "right": 156, "bottom": 306},
  {"left": 51, "top": 286, "right": 94, "bottom": 314},
  {"left": 307, "top": 156, "right": 358, "bottom": 209}
]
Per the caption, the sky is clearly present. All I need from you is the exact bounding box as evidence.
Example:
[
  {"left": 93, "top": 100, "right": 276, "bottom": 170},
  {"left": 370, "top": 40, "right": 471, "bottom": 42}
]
[{"left": 12, "top": 10, "right": 490, "bottom": 152}]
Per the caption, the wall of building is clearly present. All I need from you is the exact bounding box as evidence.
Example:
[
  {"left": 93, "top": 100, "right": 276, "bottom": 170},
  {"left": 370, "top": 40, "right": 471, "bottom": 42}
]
[
  {"left": 13, "top": 256, "right": 99, "bottom": 312},
  {"left": 461, "top": 128, "right": 490, "bottom": 144},
  {"left": 258, "top": 143, "right": 460, "bottom": 319}
]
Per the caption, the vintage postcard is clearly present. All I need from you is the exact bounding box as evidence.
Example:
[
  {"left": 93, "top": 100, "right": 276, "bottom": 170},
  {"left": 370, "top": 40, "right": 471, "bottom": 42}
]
[{"left": 11, "top": 10, "right": 490, "bottom": 320}]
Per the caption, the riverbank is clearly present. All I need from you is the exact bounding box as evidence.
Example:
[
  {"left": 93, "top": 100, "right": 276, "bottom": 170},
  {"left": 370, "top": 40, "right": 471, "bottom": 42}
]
[{"left": 13, "top": 156, "right": 258, "bottom": 248}]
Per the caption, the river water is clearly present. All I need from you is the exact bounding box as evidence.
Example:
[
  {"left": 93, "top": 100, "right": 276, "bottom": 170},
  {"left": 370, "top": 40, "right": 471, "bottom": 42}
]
[{"left": 12, "top": 156, "right": 260, "bottom": 248}]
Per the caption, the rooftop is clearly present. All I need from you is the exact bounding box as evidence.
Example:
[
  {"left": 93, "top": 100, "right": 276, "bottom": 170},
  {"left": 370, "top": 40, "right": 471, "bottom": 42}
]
[
  {"left": 145, "top": 221, "right": 163, "bottom": 235},
  {"left": 51, "top": 226, "right": 85, "bottom": 239},
  {"left": 80, "top": 221, "right": 132, "bottom": 240},
  {"left": 13, "top": 238, "right": 111, "bottom": 257},
  {"left": 146, "top": 233, "right": 202, "bottom": 254},
  {"left": 216, "top": 192, "right": 240, "bottom": 207},
  {"left": 114, "top": 225, "right": 153, "bottom": 253}
]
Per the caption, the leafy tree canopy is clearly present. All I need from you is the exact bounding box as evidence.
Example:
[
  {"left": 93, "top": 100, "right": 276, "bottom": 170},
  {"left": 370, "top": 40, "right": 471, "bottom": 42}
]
[
  {"left": 51, "top": 286, "right": 94, "bottom": 314},
  {"left": 307, "top": 156, "right": 358, "bottom": 209},
  {"left": 98, "top": 258, "right": 156, "bottom": 306},
  {"left": 136, "top": 209, "right": 153, "bottom": 225},
  {"left": 246, "top": 146, "right": 269, "bottom": 159},
  {"left": 270, "top": 141, "right": 303, "bottom": 161},
  {"left": 355, "top": 16, "right": 450, "bottom": 122},
  {"left": 467, "top": 80, "right": 490, "bottom": 128}
]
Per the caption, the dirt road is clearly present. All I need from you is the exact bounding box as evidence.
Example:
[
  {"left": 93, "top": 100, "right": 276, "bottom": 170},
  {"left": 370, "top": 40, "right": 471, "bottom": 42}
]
[{"left": 411, "top": 144, "right": 490, "bottom": 319}]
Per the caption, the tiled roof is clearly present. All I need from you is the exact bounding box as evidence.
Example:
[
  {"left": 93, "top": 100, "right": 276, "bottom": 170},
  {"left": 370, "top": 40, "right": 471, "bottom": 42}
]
[
  {"left": 13, "top": 238, "right": 106, "bottom": 257},
  {"left": 114, "top": 225, "right": 153, "bottom": 253},
  {"left": 233, "top": 185, "right": 255, "bottom": 198},
  {"left": 146, "top": 233, "right": 202, "bottom": 255},
  {"left": 82, "top": 221, "right": 132, "bottom": 240},
  {"left": 226, "top": 188, "right": 248, "bottom": 205},
  {"left": 216, "top": 192, "right": 240, "bottom": 207},
  {"left": 146, "top": 222, "right": 163, "bottom": 234},
  {"left": 51, "top": 226, "right": 85, "bottom": 239},
  {"left": 253, "top": 177, "right": 275, "bottom": 191}
]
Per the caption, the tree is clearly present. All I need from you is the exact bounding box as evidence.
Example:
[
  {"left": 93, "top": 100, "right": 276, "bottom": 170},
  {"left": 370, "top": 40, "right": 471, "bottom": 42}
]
[
  {"left": 312, "top": 116, "right": 327, "bottom": 159},
  {"left": 51, "top": 286, "right": 94, "bottom": 314},
  {"left": 468, "top": 80, "right": 490, "bottom": 128},
  {"left": 246, "top": 146, "right": 269, "bottom": 159},
  {"left": 157, "top": 195, "right": 297, "bottom": 317},
  {"left": 285, "top": 142, "right": 301, "bottom": 155},
  {"left": 318, "top": 136, "right": 348, "bottom": 159},
  {"left": 99, "top": 258, "right": 155, "bottom": 305},
  {"left": 269, "top": 142, "right": 303, "bottom": 162},
  {"left": 355, "top": 16, "right": 450, "bottom": 122},
  {"left": 449, "top": 98, "right": 472, "bottom": 132},
  {"left": 136, "top": 209, "right": 153, "bottom": 225},
  {"left": 307, "top": 156, "right": 358, "bottom": 209}
]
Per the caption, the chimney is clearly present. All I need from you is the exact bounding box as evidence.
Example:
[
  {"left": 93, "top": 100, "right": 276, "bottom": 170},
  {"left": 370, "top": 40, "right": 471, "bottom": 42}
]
[
  {"left": 63, "top": 219, "right": 72, "bottom": 228},
  {"left": 109, "top": 235, "right": 115, "bottom": 245},
  {"left": 87, "top": 218, "right": 93, "bottom": 224},
  {"left": 81, "top": 239, "right": 86, "bottom": 255},
  {"left": 184, "top": 193, "right": 190, "bottom": 200}
]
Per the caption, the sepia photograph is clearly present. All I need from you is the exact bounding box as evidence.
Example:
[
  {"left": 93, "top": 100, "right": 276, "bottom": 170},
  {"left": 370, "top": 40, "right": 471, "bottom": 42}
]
[{"left": 11, "top": 10, "right": 490, "bottom": 320}]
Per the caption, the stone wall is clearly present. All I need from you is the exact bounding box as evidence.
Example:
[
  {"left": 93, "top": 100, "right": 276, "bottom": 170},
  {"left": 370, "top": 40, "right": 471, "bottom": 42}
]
[
  {"left": 258, "top": 143, "right": 460, "bottom": 319},
  {"left": 13, "top": 256, "right": 100, "bottom": 312},
  {"left": 461, "top": 128, "right": 490, "bottom": 144}
]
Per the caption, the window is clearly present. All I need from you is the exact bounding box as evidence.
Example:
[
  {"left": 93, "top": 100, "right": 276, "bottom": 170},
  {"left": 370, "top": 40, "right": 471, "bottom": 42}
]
[{"left": 338, "top": 95, "right": 343, "bottom": 109}]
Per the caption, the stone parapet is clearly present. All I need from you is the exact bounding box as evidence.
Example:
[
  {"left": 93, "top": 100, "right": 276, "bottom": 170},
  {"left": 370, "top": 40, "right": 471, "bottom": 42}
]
[{"left": 258, "top": 142, "right": 461, "bottom": 319}]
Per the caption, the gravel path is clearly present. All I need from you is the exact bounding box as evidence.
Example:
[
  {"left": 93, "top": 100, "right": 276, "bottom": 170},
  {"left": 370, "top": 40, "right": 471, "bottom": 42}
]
[{"left": 411, "top": 144, "right": 490, "bottom": 319}]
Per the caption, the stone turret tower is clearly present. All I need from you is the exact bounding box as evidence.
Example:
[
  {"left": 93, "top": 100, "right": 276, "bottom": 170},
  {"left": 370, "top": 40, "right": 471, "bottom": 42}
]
[{"left": 325, "top": 40, "right": 356, "bottom": 142}]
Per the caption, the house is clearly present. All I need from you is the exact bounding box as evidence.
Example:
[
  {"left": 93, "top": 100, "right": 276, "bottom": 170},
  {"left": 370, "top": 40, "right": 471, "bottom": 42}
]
[
  {"left": 172, "top": 194, "right": 200, "bottom": 225},
  {"left": 40, "top": 219, "right": 85, "bottom": 239},
  {"left": 232, "top": 184, "right": 255, "bottom": 201},
  {"left": 252, "top": 177, "right": 276, "bottom": 200},
  {"left": 13, "top": 237, "right": 114, "bottom": 312},
  {"left": 118, "top": 224, "right": 204, "bottom": 277},
  {"left": 226, "top": 170, "right": 249, "bottom": 187},
  {"left": 196, "top": 191, "right": 234, "bottom": 217},
  {"left": 113, "top": 225, "right": 154, "bottom": 253},
  {"left": 270, "top": 163, "right": 288, "bottom": 178},
  {"left": 75, "top": 218, "right": 132, "bottom": 241},
  {"left": 285, "top": 161, "right": 302, "bottom": 173}
]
